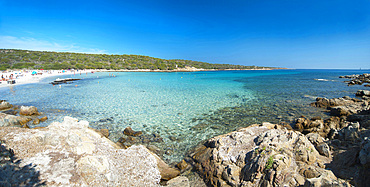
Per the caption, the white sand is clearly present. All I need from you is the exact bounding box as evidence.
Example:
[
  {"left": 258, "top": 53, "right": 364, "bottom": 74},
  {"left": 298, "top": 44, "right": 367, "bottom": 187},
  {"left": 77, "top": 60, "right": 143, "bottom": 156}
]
[{"left": 0, "top": 69, "right": 91, "bottom": 88}]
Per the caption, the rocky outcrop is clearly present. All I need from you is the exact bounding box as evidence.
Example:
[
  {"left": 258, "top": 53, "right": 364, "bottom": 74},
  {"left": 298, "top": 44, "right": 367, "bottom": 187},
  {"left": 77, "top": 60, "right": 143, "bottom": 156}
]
[
  {"left": 339, "top": 73, "right": 370, "bottom": 87},
  {"left": 304, "top": 93, "right": 370, "bottom": 186},
  {"left": 19, "top": 106, "right": 39, "bottom": 116},
  {"left": 188, "top": 123, "right": 350, "bottom": 186},
  {"left": 0, "top": 101, "right": 12, "bottom": 111},
  {"left": 311, "top": 96, "right": 368, "bottom": 117},
  {"left": 0, "top": 113, "right": 32, "bottom": 127},
  {"left": 356, "top": 90, "right": 370, "bottom": 99},
  {"left": 0, "top": 116, "right": 181, "bottom": 186}
]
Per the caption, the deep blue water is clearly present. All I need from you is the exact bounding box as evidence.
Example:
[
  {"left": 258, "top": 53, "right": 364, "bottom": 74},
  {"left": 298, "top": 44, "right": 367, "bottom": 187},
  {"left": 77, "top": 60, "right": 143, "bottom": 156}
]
[{"left": 1, "top": 69, "right": 368, "bottom": 163}]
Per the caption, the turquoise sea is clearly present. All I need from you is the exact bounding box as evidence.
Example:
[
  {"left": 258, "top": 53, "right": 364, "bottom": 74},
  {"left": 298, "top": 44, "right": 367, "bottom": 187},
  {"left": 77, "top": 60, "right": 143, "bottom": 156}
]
[{"left": 1, "top": 69, "right": 369, "bottom": 164}]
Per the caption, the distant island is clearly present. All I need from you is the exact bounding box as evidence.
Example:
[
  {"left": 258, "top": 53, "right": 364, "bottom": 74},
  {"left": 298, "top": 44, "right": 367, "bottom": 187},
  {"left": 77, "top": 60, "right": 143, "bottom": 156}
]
[{"left": 0, "top": 49, "right": 283, "bottom": 71}]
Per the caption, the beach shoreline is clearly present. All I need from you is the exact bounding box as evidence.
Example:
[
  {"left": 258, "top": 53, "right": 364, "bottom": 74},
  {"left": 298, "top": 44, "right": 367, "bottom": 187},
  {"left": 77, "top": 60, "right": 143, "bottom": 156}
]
[
  {"left": 0, "top": 67, "right": 286, "bottom": 88},
  {"left": 0, "top": 69, "right": 91, "bottom": 89}
]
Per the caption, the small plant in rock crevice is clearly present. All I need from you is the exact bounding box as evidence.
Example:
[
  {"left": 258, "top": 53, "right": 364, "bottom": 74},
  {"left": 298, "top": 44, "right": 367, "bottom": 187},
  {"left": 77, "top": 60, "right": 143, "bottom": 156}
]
[{"left": 265, "top": 155, "right": 274, "bottom": 171}]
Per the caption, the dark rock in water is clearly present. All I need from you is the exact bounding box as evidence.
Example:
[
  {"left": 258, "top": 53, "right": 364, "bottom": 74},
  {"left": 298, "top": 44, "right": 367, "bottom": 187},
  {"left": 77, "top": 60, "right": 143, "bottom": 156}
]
[
  {"left": 169, "top": 136, "right": 177, "bottom": 141},
  {"left": 153, "top": 137, "right": 163, "bottom": 143},
  {"left": 98, "top": 117, "right": 113, "bottom": 122},
  {"left": 176, "top": 159, "right": 190, "bottom": 172},
  {"left": 356, "top": 90, "right": 370, "bottom": 97},
  {"left": 339, "top": 73, "right": 370, "bottom": 87},
  {"left": 50, "top": 78, "right": 81, "bottom": 85},
  {"left": 118, "top": 137, "right": 126, "bottom": 143},
  {"left": 190, "top": 123, "right": 209, "bottom": 131},
  {"left": 33, "top": 118, "right": 40, "bottom": 125},
  {"left": 165, "top": 149, "right": 173, "bottom": 155},
  {"left": 227, "top": 94, "right": 239, "bottom": 98},
  {"left": 127, "top": 136, "right": 136, "bottom": 142},
  {"left": 123, "top": 126, "right": 142, "bottom": 136},
  {"left": 39, "top": 116, "right": 48, "bottom": 122},
  {"left": 133, "top": 131, "right": 143, "bottom": 136}
]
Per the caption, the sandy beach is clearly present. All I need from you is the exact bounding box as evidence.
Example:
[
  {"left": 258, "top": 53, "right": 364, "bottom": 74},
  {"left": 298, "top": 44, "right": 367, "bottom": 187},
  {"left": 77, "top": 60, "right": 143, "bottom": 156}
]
[
  {"left": 0, "top": 67, "right": 279, "bottom": 88},
  {"left": 0, "top": 69, "right": 90, "bottom": 88}
]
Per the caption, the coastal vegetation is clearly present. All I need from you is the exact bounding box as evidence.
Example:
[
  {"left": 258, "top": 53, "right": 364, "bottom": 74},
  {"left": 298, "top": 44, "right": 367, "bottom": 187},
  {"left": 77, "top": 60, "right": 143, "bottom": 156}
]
[{"left": 0, "top": 49, "right": 273, "bottom": 71}]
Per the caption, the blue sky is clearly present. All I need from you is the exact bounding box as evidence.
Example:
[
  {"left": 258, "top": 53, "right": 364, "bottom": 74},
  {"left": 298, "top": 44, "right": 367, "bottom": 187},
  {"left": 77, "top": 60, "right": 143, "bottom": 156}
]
[{"left": 0, "top": 0, "right": 369, "bottom": 69}]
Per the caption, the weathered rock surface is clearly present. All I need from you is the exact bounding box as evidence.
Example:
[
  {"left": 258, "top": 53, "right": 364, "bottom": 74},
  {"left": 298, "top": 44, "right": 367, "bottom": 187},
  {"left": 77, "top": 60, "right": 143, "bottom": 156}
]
[
  {"left": 356, "top": 90, "right": 370, "bottom": 97},
  {"left": 311, "top": 97, "right": 369, "bottom": 117},
  {"left": 0, "top": 113, "right": 32, "bottom": 127},
  {"left": 306, "top": 93, "right": 370, "bottom": 186},
  {"left": 19, "top": 106, "right": 39, "bottom": 116},
  {"left": 166, "top": 176, "right": 190, "bottom": 187},
  {"left": 359, "top": 138, "right": 370, "bottom": 166},
  {"left": 340, "top": 73, "right": 370, "bottom": 87},
  {"left": 0, "top": 101, "right": 12, "bottom": 111},
  {"left": 0, "top": 116, "right": 181, "bottom": 186},
  {"left": 188, "top": 123, "right": 350, "bottom": 187}
]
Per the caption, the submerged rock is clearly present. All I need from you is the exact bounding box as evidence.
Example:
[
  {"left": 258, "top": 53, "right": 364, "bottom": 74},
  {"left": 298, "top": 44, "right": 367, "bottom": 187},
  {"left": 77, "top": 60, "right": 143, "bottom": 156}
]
[{"left": 123, "top": 126, "right": 143, "bottom": 136}]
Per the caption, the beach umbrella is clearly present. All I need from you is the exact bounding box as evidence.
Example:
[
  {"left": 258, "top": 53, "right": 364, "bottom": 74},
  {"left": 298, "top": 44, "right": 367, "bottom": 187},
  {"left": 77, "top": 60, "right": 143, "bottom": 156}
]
[{"left": 32, "top": 71, "right": 37, "bottom": 75}]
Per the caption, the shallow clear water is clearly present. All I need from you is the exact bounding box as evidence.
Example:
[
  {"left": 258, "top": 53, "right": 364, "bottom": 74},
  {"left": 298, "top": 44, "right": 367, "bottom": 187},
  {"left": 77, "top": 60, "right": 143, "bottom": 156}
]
[{"left": 1, "top": 69, "right": 368, "bottom": 164}]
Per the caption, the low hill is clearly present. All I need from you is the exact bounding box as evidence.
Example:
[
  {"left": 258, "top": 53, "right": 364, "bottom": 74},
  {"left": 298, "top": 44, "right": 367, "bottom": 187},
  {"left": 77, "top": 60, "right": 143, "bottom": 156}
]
[{"left": 0, "top": 49, "right": 276, "bottom": 71}]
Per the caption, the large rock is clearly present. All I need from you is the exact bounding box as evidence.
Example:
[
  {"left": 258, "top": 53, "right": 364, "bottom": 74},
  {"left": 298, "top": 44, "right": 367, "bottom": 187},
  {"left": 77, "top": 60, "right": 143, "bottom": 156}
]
[
  {"left": 0, "top": 116, "right": 181, "bottom": 186},
  {"left": 340, "top": 73, "right": 370, "bottom": 87},
  {"left": 356, "top": 90, "right": 370, "bottom": 97},
  {"left": 311, "top": 96, "right": 369, "bottom": 118},
  {"left": 0, "top": 113, "right": 32, "bottom": 127},
  {"left": 19, "top": 106, "right": 39, "bottom": 116},
  {"left": 0, "top": 101, "right": 12, "bottom": 111},
  {"left": 188, "top": 123, "right": 349, "bottom": 186},
  {"left": 330, "top": 105, "right": 365, "bottom": 117}
]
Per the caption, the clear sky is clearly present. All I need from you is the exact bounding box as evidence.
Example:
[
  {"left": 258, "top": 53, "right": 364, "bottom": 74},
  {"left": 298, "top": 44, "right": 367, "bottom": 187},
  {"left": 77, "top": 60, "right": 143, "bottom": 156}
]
[{"left": 0, "top": 0, "right": 369, "bottom": 69}]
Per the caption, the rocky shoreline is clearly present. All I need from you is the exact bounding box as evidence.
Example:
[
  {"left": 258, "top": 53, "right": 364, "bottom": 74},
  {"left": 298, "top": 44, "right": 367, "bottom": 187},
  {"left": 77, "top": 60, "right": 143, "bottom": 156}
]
[
  {"left": 185, "top": 90, "right": 370, "bottom": 186},
  {"left": 0, "top": 74, "right": 369, "bottom": 186}
]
